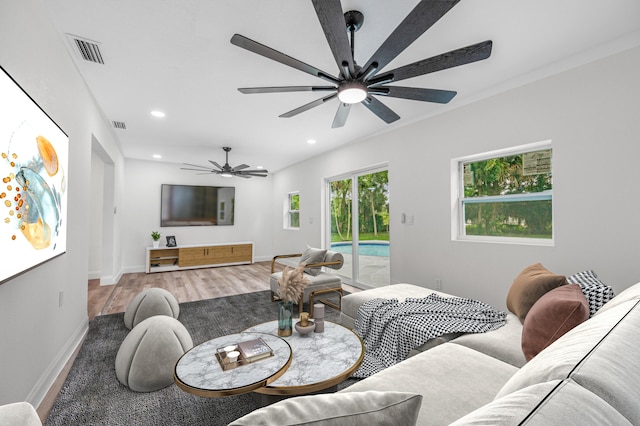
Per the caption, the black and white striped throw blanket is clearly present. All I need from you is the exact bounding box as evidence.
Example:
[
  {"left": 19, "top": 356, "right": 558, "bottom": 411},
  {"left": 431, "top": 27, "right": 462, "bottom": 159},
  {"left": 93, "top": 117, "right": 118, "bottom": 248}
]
[{"left": 353, "top": 294, "right": 507, "bottom": 378}]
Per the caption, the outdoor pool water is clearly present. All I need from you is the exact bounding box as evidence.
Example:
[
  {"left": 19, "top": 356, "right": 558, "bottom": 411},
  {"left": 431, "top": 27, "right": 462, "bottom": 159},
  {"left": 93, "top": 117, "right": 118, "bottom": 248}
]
[{"left": 331, "top": 242, "right": 390, "bottom": 257}]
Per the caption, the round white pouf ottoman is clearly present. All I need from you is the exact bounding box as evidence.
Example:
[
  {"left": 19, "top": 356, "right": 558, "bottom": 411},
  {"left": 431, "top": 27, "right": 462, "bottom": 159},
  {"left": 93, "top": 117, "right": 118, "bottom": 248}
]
[
  {"left": 124, "top": 288, "right": 180, "bottom": 330},
  {"left": 115, "top": 315, "right": 193, "bottom": 392}
]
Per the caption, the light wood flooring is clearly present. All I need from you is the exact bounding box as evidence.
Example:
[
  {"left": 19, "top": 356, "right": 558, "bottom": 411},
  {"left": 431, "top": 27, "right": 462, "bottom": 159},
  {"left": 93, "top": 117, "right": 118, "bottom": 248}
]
[{"left": 37, "top": 261, "right": 358, "bottom": 422}]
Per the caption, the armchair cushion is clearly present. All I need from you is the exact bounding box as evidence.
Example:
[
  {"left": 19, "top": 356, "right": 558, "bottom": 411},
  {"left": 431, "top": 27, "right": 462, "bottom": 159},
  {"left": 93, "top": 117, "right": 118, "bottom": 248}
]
[{"left": 299, "top": 247, "right": 327, "bottom": 276}]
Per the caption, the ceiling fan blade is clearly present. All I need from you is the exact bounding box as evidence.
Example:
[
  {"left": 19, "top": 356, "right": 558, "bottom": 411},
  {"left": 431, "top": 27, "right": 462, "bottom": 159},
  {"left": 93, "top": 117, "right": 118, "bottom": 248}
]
[
  {"left": 239, "top": 86, "right": 336, "bottom": 94},
  {"left": 237, "top": 169, "right": 268, "bottom": 174},
  {"left": 181, "top": 167, "right": 211, "bottom": 172},
  {"left": 232, "top": 164, "right": 250, "bottom": 171},
  {"left": 361, "top": 0, "right": 460, "bottom": 74},
  {"left": 311, "top": 0, "right": 355, "bottom": 78},
  {"left": 231, "top": 34, "right": 340, "bottom": 84},
  {"left": 182, "top": 163, "right": 207, "bottom": 168},
  {"left": 279, "top": 93, "right": 337, "bottom": 118},
  {"left": 362, "top": 96, "right": 401, "bottom": 124},
  {"left": 332, "top": 103, "right": 351, "bottom": 128},
  {"left": 370, "top": 41, "right": 493, "bottom": 85},
  {"left": 380, "top": 86, "right": 457, "bottom": 104},
  {"left": 208, "top": 160, "right": 223, "bottom": 170},
  {"left": 234, "top": 174, "right": 251, "bottom": 179},
  {"left": 240, "top": 173, "right": 268, "bottom": 177}
]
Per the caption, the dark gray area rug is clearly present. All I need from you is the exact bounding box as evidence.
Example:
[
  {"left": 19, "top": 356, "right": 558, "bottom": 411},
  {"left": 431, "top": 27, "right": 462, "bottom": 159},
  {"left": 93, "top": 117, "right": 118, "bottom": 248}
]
[{"left": 46, "top": 290, "right": 357, "bottom": 426}]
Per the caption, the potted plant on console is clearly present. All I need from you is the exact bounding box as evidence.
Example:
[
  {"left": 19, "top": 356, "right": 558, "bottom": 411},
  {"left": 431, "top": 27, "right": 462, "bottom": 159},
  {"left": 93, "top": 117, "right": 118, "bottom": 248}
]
[{"left": 151, "top": 231, "right": 161, "bottom": 248}]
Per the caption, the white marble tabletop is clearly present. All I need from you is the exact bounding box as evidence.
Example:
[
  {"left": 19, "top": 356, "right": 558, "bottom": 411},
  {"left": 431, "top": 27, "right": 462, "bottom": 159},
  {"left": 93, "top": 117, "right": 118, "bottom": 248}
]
[
  {"left": 244, "top": 320, "right": 364, "bottom": 395},
  {"left": 174, "top": 332, "right": 291, "bottom": 397}
]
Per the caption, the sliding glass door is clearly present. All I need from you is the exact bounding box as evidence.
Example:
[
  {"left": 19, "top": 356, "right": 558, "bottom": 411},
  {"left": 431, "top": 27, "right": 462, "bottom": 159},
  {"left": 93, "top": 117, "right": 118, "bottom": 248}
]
[{"left": 327, "top": 168, "right": 389, "bottom": 288}]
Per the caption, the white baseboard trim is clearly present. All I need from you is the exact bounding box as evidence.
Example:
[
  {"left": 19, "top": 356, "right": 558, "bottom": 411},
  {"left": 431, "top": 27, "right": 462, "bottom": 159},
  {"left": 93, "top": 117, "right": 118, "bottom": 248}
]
[{"left": 28, "top": 317, "right": 88, "bottom": 408}]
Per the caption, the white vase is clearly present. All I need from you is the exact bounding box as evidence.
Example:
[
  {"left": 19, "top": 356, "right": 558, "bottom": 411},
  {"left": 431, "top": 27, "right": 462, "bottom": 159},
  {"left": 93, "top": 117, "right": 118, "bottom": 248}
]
[{"left": 152, "top": 240, "right": 159, "bottom": 248}]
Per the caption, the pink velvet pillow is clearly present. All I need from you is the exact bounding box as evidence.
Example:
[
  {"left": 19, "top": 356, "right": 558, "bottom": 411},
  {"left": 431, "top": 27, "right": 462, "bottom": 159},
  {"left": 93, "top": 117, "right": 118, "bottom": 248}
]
[
  {"left": 506, "top": 263, "right": 568, "bottom": 323},
  {"left": 522, "top": 284, "right": 589, "bottom": 361}
]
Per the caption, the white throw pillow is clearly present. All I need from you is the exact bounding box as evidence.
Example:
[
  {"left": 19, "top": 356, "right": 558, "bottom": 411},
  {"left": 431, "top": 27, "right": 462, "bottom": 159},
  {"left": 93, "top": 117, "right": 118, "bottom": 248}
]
[{"left": 299, "top": 246, "right": 327, "bottom": 276}]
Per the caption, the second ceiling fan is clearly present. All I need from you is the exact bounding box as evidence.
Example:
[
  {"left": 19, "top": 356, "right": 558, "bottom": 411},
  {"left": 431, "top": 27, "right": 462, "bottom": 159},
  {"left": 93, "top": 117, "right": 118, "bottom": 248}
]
[{"left": 231, "top": 0, "right": 492, "bottom": 128}]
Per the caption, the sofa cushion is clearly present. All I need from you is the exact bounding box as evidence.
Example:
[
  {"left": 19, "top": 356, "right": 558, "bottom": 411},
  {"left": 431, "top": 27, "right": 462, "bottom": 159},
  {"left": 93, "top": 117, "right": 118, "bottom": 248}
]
[
  {"left": 451, "top": 380, "right": 632, "bottom": 425},
  {"left": 299, "top": 247, "right": 327, "bottom": 276},
  {"left": 228, "top": 391, "right": 422, "bottom": 426},
  {"left": 341, "top": 343, "right": 518, "bottom": 426},
  {"left": 506, "top": 263, "right": 568, "bottom": 323},
  {"left": 567, "top": 270, "right": 615, "bottom": 317},
  {"left": 521, "top": 284, "right": 589, "bottom": 361},
  {"left": 496, "top": 300, "right": 640, "bottom": 424},
  {"left": 451, "top": 313, "right": 526, "bottom": 368}
]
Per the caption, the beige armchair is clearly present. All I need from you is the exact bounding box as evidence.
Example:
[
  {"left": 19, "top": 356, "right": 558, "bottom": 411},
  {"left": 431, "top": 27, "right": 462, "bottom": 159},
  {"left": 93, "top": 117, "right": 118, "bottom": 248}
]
[{"left": 270, "top": 248, "right": 344, "bottom": 317}]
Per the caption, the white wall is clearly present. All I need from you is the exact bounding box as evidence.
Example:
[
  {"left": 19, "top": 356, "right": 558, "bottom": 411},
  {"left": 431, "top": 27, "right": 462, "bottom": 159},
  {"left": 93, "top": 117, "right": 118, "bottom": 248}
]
[
  {"left": 122, "top": 158, "right": 273, "bottom": 270},
  {"left": 0, "top": 0, "right": 126, "bottom": 405},
  {"left": 273, "top": 45, "right": 640, "bottom": 310},
  {"left": 88, "top": 150, "right": 104, "bottom": 279}
]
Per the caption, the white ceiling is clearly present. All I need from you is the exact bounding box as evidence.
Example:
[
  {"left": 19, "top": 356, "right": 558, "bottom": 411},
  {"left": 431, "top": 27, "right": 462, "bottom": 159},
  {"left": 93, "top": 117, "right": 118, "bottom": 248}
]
[{"left": 42, "top": 0, "right": 640, "bottom": 174}]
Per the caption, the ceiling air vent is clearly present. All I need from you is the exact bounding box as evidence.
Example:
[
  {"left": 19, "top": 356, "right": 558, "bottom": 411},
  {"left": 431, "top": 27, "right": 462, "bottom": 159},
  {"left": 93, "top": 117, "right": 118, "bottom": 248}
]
[
  {"left": 67, "top": 34, "right": 104, "bottom": 64},
  {"left": 112, "top": 121, "right": 127, "bottom": 130}
]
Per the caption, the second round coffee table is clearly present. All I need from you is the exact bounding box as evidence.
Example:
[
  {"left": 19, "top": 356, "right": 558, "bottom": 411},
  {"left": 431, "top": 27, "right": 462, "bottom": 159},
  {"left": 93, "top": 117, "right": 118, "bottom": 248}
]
[{"left": 243, "top": 320, "right": 364, "bottom": 405}]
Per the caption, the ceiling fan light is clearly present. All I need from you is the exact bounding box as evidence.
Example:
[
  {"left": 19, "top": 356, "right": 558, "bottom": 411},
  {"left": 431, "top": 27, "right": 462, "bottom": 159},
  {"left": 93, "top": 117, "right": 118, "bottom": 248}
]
[
  {"left": 337, "top": 83, "right": 367, "bottom": 104},
  {"left": 221, "top": 172, "right": 233, "bottom": 178}
]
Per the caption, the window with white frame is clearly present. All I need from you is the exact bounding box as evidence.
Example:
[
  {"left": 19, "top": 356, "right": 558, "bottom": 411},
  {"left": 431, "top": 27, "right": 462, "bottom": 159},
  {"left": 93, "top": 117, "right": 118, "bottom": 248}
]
[
  {"left": 452, "top": 141, "right": 553, "bottom": 244},
  {"left": 286, "top": 192, "right": 300, "bottom": 229}
]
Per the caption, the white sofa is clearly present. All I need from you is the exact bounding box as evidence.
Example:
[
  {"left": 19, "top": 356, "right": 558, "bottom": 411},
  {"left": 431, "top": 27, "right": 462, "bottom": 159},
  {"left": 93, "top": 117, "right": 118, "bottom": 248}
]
[
  {"left": 231, "top": 280, "right": 640, "bottom": 425},
  {"left": 0, "top": 402, "right": 41, "bottom": 425}
]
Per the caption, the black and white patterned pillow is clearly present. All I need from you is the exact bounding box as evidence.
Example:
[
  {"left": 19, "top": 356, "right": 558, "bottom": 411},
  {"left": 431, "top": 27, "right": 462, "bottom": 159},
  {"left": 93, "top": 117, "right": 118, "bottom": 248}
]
[{"left": 567, "top": 270, "right": 615, "bottom": 317}]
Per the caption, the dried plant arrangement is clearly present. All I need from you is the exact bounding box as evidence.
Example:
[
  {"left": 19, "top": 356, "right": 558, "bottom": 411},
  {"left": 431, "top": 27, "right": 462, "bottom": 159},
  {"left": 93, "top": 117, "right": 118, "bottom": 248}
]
[{"left": 277, "top": 264, "right": 312, "bottom": 303}]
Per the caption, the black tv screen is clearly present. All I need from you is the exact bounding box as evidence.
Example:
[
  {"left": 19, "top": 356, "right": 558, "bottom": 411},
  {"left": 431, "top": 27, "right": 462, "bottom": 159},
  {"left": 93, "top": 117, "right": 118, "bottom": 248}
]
[{"left": 161, "top": 184, "right": 235, "bottom": 226}]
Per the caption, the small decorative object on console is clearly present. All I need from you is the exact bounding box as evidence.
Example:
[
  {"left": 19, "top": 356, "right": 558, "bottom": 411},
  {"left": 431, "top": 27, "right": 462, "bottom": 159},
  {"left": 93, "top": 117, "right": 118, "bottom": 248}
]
[
  {"left": 166, "top": 235, "right": 177, "bottom": 247},
  {"left": 151, "top": 231, "right": 161, "bottom": 248}
]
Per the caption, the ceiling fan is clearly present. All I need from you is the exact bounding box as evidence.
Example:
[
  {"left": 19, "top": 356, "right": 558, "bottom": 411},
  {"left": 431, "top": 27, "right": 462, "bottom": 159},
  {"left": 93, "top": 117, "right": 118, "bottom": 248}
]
[
  {"left": 230, "top": 0, "right": 492, "bottom": 128},
  {"left": 181, "top": 147, "right": 268, "bottom": 178}
]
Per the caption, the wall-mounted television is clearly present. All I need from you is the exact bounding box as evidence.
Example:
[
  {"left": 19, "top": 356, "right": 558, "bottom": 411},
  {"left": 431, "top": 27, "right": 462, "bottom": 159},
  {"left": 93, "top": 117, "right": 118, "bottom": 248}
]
[
  {"left": 161, "top": 184, "right": 235, "bottom": 226},
  {"left": 0, "top": 66, "right": 69, "bottom": 284}
]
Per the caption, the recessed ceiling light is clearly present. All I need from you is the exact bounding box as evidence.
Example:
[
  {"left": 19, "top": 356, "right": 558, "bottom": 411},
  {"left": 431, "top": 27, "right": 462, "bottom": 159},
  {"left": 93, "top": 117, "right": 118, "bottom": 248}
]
[
  {"left": 150, "top": 110, "right": 165, "bottom": 118},
  {"left": 153, "top": 154, "right": 162, "bottom": 159},
  {"left": 307, "top": 139, "right": 316, "bottom": 144}
]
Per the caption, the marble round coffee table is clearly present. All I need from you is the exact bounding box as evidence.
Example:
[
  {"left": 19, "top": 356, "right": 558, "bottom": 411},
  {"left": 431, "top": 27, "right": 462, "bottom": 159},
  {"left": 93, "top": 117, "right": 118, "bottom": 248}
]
[
  {"left": 174, "top": 332, "right": 292, "bottom": 397},
  {"left": 243, "top": 320, "right": 364, "bottom": 404}
]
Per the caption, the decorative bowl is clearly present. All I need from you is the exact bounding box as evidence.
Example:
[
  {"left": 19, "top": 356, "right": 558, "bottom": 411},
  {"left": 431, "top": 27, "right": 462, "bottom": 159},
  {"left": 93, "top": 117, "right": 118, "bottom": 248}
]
[{"left": 295, "top": 320, "right": 315, "bottom": 335}]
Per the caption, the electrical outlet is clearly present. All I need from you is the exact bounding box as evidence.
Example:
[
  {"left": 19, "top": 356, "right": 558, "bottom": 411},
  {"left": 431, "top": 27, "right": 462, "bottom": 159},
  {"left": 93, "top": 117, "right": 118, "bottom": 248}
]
[{"left": 435, "top": 279, "right": 443, "bottom": 291}]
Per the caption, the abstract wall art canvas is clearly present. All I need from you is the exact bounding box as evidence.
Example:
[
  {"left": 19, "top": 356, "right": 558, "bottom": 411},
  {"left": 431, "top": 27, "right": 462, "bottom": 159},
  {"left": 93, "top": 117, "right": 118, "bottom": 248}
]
[{"left": 0, "top": 66, "right": 69, "bottom": 284}]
